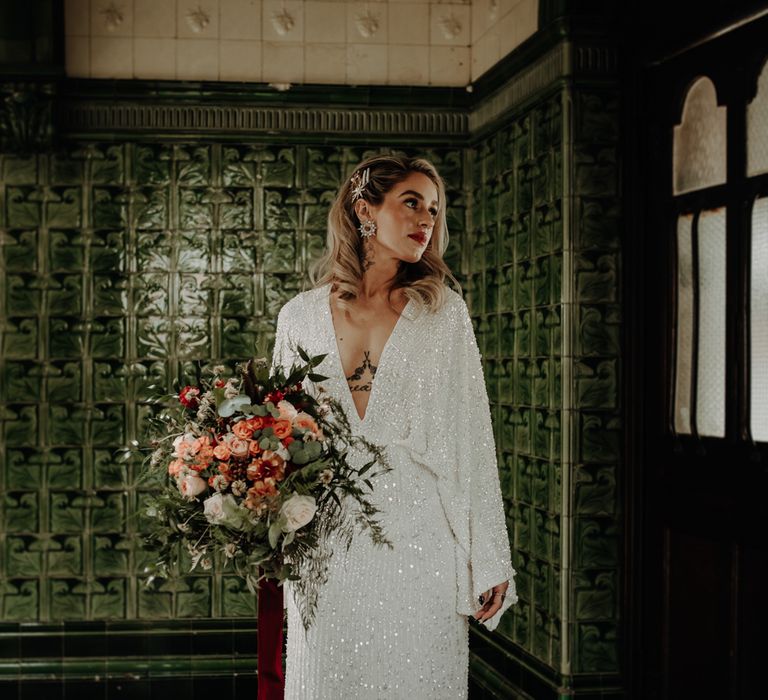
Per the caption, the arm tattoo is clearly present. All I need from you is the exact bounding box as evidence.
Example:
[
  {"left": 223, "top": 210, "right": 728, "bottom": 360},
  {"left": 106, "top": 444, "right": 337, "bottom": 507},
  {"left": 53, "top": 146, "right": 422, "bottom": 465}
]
[{"left": 347, "top": 350, "right": 377, "bottom": 392}]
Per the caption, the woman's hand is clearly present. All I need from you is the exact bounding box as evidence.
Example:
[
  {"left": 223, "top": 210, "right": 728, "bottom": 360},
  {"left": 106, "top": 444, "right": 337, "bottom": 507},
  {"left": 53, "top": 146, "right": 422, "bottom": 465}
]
[{"left": 473, "top": 580, "right": 509, "bottom": 624}]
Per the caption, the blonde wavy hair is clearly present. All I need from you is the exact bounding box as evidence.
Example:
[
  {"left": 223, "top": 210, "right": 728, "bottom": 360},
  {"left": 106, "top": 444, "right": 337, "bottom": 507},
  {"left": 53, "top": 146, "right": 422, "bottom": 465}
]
[{"left": 308, "top": 154, "right": 461, "bottom": 314}]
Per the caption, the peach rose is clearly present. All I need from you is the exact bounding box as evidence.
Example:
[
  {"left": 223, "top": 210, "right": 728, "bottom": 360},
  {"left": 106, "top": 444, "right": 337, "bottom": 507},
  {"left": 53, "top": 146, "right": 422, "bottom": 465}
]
[
  {"left": 293, "top": 412, "right": 319, "bottom": 433},
  {"left": 247, "top": 416, "right": 265, "bottom": 431},
  {"left": 232, "top": 420, "right": 254, "bottom": 440},
  {"left": 272, "top": 418, "right": 292, "bottom": 439},
  {"left": 229, "top": 437, "right": 250, "bottom": 459},
  {"left": 248, "top": 440, "right": 262, "bottom": 456},
  {"left": 213, "top": 443, "right": 231, "bottom": 461},
  {"left": 178, "top": 474, "right": 206, "bottom": 499}
]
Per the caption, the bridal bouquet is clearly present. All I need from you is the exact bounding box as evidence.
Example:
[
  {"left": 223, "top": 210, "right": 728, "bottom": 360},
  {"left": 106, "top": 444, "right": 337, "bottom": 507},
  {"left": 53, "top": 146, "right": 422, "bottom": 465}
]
[{"left": 136, "top": 348, "right": 391, "bottom": 628}]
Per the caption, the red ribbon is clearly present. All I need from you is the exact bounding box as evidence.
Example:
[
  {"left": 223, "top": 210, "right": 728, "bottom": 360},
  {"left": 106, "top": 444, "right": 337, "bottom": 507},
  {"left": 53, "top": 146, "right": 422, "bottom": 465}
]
[{"left": 257, "top": 574, "right": 284, "bottom": 700}]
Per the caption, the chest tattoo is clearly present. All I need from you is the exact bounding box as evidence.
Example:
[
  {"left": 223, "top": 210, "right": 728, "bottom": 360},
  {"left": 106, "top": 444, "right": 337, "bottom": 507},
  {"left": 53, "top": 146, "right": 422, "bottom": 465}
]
[{"left": 346, "top": 350, "right": 377, "bottom": 392}]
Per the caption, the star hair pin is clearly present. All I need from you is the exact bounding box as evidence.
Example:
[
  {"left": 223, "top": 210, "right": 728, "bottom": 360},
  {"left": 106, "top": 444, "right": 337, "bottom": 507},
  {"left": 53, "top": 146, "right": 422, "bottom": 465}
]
[{"left": 350, "top": 167, "right": 370, "bottom": 202}]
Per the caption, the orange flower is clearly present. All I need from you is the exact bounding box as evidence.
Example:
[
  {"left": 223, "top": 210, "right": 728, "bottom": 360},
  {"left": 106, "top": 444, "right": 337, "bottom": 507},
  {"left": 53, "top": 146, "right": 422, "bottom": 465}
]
[
  {"left": 272, "top": 418, "right": 292, "bottom": 439},
  {"left": 248, "top": 440, "right": 262, "bottom": 456},
  {"left": 247, "top": 416, "right": 265, "bottom": 431},
  {"left": 232, "top": 420, "right": 254, "bottom": 440}
]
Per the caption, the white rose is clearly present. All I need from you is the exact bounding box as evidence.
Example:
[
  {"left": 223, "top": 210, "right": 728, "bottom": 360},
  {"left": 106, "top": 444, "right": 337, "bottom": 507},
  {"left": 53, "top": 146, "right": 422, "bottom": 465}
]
[
  {"left": 279, "top": 493, "right": 317, "bottom": 533},
  {"left": 277, "top": 400, "right": 298, "bottom": 420},
  {"left": 178, "top": 474, "right": 206, "bottom": 499},
  {"left": 203, "top": 493, "right": 244, "bottom": 528},
  {"left": 275, "top": 443, "right": 290, "bottom": 461}
]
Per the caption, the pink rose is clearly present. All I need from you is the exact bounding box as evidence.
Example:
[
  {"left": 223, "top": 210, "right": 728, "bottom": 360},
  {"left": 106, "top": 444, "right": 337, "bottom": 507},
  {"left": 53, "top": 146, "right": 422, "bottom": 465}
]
[{"left": 178, "top": 474, "right": 206, "bottom": 499}]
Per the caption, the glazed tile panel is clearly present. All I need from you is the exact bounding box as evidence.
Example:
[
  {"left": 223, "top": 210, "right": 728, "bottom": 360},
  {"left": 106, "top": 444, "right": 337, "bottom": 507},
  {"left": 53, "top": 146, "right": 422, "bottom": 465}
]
[
  {"left": 0, "top": 144, "right": 465, "bottom": 622},
  {"left": 468, "top": 86, "right": 622, "bottom": 675}
]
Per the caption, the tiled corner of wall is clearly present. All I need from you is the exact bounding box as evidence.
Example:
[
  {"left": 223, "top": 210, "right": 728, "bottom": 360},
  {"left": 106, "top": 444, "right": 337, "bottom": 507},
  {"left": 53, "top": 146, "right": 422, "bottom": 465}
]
[{"left": 64, "top": 0, "right": 538, "bottom": 86}]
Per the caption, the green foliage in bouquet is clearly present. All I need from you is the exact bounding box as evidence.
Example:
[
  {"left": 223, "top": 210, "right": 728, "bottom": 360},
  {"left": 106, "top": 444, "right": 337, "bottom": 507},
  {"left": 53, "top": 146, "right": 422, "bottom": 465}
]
[{"left": 131, "top": 348, "right": 392, "bottom": 629}]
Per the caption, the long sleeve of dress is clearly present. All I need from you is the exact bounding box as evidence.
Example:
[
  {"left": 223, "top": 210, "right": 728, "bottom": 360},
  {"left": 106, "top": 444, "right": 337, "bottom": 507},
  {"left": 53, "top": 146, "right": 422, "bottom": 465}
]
[{"left": 455, "top": 298, "right": 518, "bottom": 632}]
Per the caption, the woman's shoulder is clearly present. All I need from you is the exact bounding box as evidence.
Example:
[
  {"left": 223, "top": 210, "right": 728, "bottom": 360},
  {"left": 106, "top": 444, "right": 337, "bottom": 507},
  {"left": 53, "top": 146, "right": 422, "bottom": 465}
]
[{"left": 276, "top": 283, "right": 329, "bottom": 324}]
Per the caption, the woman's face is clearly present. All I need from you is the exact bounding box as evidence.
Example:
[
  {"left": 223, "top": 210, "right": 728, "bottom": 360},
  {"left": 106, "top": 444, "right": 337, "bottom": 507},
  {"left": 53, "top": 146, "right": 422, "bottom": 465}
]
[{"left": 356, "top": 171, "right": 439, "bottom": 265}]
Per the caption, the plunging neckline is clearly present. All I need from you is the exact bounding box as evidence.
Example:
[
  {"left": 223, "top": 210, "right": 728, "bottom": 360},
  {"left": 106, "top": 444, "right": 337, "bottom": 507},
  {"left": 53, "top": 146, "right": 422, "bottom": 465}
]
[{"left": 325, "top": 283, "right": 413, "bottom": 425}]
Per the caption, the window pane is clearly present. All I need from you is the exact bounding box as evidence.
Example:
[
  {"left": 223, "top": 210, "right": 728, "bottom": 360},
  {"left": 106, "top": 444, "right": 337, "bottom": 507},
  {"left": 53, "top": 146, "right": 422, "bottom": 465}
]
[
  {"left": 675, "top": 214, "right": 694, "bottom": 434},
  {"left": 696, "top": 208, "right": 727, "bottom": 438},
  {"left": 747, "top": 61, "right": 768, "bottom": 177},
  {"left": 751, "top": 197, "right": 768, "bottom": 441},
  {"left": 673, "top": 77, "right": 727, "bottom": 195}
]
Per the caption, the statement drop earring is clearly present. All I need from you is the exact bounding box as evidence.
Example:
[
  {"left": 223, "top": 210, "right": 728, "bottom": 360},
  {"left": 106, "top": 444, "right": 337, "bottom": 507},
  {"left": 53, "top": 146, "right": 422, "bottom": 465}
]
[{"left": 358, "top": 219, "right": 377, "bottom": 238}]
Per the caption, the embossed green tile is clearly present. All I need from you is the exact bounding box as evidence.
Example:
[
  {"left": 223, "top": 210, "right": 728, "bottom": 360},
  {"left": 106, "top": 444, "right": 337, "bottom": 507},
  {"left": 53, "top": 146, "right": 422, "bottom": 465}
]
[
  {"left": 49, "top": 493, "right": 85, "bottom": 533},
  {"left": 135, "top": 187, "right": 169, "bottom": 230},
  {"left": 45, "top": 360, "right": 83, "bottom": 403},
  {"left": 4, "top": 405, "right": 38, "bottom": 445},
  {"left": 48, "top": 405, "right": 85, "bottom": 444},
  {"left": 2, "top": 580, "right": 38, "bottom": 620},
  {"left": 176, "top": 145, "right": 212, "bottom": 186},
  {"left": 5, "top": 451, "right": 42, "bottom": 489},
  {"left": 91, "top": 493, "right": 126, "bottom": 533},
  {"left": 91, "top": 579, "right": 127, "bottom": 619},
  {"left": 575, "top": 464, "right": 617, "bottom": 516},
  {"left": 6, "top": 537, "right": 43, "bottom": 577},
  {"left": 178, "top": 274, "right": 212, "bottom": 316},
  {"left": 263, "top": 230, "right": 297, "bottom": 272},
  {"left": 574, "top": 569, "right": 617, "bottom": 620},
  {"left": 264, "top": 190, "right": 299, "bottom": 230},
  {"left": 93, "top": 450, "right": 128, "bottom": 489},
  {"left": 575, "top": 252, "right": 619, "bottom": 304},
  {"left": 575, "top": 621, "right": 619, "bottom": 673},
  {"left": 136, "top": 317, "right": 170, "bottom": 358},
  {"left": 92, "top": 187, "right": 127, "bottom": 229},
  {"left": 261, "top": 149, "right": 296, "bottom": 188},
  {"left": 48, "top": 449, "right": 83, "bottom": 489},
  {"left": 580, "top": 413, "right": 621, "bottom": 463},
  {"left": 49, "top": 230, "right": 85, "bottom": 272},
  {"left": 577, "top": 198, "right": 620, "bottom": 250},
  {"left": 90, "top": 144, "right": 126, "bottom": 185},
  {"left": 3, "top": 229, "right": 37, "bottom": 271},
  {"left": 49, "top": 274, "right": 84, "bottom": 316},
  {"left": 46, "top": 188, "right": 81, "bottom": 229},
  {"left": 50, "top": 579, "right": 87, "bottom": 620},
  {"left": 47, "top": 536, "right": 83, "bottom": 577},
  {"left": 6, "top": 187, "right": 41, "bottom": 227},
  {"left": 578, "top": 305, "right": 621, "bottom": 357},
  {"left": 93, "top": 536, "right": 130, "bottom": 576},
  {"left": 138, "top": 583, "right": 173, "bottom": 619},
  {"left": 221, "top": 577, "right": 256, "bottom": 618},
  {"left": 6, "top": 274, "right": 42, "bottom": 316},
  {"left": 177, "top": 577, "right": 212, "bottom": 618},
  {"left": 575, "top": 359, "right": 617, "bottom": 410},
  {"left": 134, "top": 144, "right": 172, "bottom": 186},
  {"left": 4, "top": 492, "right": 39, "bottom": 532},
  {"left": 574, "top": 517, "right": 619, "bottom": 569},
  {"left": 4, "top": 361, "right": 41, "bottom": 402}
]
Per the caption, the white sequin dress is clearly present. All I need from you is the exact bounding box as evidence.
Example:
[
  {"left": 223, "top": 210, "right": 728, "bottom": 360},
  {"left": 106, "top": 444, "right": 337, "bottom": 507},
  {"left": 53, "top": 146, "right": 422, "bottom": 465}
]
[{"left": 271, "top": 282, "right": 517, "bottom": 700}]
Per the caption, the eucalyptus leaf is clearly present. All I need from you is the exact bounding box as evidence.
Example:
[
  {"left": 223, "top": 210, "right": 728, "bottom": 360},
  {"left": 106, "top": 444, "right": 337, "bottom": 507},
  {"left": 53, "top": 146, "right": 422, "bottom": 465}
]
[{"left": 218, "top": 395, "right": 251, "bottom": 418}]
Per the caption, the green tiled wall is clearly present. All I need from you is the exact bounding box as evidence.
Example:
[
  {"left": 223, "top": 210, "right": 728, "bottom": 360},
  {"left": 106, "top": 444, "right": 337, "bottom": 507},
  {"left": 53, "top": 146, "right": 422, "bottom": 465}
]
[
  {"left": 468, "top": 83, "right": 622, "bottom": 683},
  {"left": 0, "top": 144, "right": 465, "bottom": 623}
]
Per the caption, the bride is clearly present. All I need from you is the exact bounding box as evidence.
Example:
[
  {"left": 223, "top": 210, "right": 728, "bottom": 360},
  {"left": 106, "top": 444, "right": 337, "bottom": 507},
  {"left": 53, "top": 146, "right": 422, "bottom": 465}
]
[{"left": 271, "top": 154, "right": 517, "bottom": 698}]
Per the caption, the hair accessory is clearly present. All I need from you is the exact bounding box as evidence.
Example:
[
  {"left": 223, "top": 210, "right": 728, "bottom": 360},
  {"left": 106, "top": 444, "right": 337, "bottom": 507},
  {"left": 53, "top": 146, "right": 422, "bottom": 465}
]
[
  {"left": 358, "top": 219, "right": 377, "bottom": 238},
  {"left": 350, "top": 167, "right": 370, "bottom": 202}
]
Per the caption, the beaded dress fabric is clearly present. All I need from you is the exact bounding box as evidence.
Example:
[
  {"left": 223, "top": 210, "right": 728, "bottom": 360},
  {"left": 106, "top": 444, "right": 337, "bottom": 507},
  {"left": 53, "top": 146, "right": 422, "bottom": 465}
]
[{"left": 271, "top": 282, "right": 517, "bottom": 700}]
